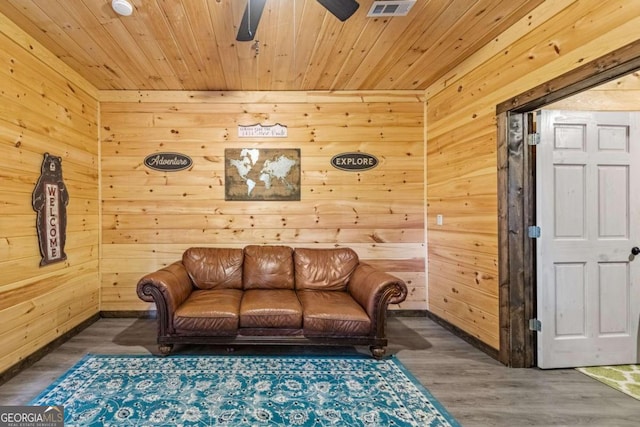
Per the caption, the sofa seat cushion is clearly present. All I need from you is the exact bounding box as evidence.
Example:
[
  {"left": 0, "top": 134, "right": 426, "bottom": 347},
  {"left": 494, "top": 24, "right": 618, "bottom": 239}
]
[
  {"left": 240, "top": 289, "right": 302, "bottom": 328},
  {"left": 297, "top": 290, "right": 371, "bottom": 336},
  {"left": 174, "top": 289, "right": 242, "bottom": 335}
]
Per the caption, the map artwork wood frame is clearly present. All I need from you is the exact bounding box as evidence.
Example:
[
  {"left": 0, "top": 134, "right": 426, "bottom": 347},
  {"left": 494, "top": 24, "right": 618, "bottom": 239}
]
[{"left": 225, "top": 148, "right": 300, "bottom": 201}]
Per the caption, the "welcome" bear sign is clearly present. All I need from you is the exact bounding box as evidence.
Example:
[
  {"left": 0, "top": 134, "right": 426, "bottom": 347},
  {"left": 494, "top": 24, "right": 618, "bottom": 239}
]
[{"left": 32, "top": 153, "right": 69, "bottom": 266}]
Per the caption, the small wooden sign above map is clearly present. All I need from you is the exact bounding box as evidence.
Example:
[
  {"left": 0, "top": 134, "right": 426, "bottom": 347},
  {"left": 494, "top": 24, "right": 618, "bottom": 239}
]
[{"left": 238, "top": 123, "right": 288, "bottom": 138}]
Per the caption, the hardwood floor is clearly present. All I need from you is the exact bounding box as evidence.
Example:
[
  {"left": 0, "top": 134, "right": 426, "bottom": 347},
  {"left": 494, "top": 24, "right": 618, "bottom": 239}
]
[{"left": 1, "top": 316, "right": 638, "bottom": 426}]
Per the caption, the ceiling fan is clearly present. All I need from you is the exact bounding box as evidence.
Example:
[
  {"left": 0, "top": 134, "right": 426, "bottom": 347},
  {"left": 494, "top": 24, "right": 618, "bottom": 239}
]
[{"left": 236, "top": 0, "right": 360, "bottom": 42}]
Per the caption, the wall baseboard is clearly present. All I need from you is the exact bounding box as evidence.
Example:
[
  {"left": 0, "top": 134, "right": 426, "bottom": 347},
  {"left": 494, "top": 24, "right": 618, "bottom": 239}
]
[
  {"left": 0, "top": 313, "right": 100, "bottom": 386},
  {"left": 100, "top": 310, "right": 156, "bottom": 319},
  {"left": 388, "top": 309, "right": 427, "bottom": 317},
  {"left": 426, "top": 310, "right": 500, "bottom": 362}
]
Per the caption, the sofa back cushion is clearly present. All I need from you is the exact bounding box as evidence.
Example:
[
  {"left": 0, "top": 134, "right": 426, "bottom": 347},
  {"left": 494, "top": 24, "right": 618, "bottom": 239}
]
[
  {"left": 182, "top": 247, "right": 244, "bottom": 290},
  {"left": 243, "top": 245, "right": 295, "bottom": 290},
  {"left": 294, "top": 247, "right": 359, "bottom": 291}
]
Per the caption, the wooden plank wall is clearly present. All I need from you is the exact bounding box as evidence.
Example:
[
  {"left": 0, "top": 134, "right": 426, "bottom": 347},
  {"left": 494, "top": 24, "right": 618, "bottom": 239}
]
[
  {"left": 546, "top": 72, "right": 640, "bottom": 110},
  {"left": 0, "top": 13, "right": 100, "bottom": 374},
  {"left": 425, "top": 0, "right": 640, "bottom": 350},
  {"left": 99, "top": 91, "right": 426, "bottom": 312}
]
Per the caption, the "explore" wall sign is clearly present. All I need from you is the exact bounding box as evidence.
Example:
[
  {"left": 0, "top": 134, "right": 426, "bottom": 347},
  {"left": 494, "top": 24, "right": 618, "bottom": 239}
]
[{"left": 331, "top": 152, "right": 379, "bottom": 171}]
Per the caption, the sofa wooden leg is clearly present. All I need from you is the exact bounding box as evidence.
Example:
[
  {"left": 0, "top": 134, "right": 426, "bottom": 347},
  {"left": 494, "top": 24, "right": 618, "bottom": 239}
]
[
  {"left": 370, "top": 346, "right": 386, "bottom": 359},
  {"left": 158, "top": 344, "right": 173, "bottom": 355}
]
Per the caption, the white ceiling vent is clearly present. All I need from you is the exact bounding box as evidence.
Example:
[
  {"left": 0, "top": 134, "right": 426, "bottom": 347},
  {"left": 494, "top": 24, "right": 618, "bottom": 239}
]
[{"left": 367, "top": 1, "right": 416, "bottom": 17}]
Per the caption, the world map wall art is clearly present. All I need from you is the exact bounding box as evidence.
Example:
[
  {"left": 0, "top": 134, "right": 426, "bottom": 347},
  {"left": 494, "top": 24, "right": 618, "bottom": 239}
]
[{"left": 225, "top": 148, "right": 301, "bottom": 201}]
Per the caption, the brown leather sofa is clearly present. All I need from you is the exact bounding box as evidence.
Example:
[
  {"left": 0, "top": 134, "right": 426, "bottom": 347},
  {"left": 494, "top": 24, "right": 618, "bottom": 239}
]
[{"left": 136, "top": 245, "right": 408, "bottom": 358}]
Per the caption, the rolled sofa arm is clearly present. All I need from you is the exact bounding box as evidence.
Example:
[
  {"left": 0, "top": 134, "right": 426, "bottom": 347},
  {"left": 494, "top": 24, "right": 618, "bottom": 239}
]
[
  {"left": 136, "top": 261, "right": 193, "bottom": 335},
  {"left": 348, "top": 262, "right": 408, "bottom": 335}
]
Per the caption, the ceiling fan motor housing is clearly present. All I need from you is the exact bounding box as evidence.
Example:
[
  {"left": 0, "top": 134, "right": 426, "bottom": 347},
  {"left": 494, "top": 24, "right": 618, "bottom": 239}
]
[
  {"left": 237, "top": 0, "right": 360, "bottom": 41},
  {"left": 317, "top": 0, "right": 360, "bottom": 22}
]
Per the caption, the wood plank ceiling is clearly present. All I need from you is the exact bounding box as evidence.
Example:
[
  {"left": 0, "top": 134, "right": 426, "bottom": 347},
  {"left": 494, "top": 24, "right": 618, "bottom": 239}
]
[{"left": 0, "top": 0, "right": 544, "bottom": 91}]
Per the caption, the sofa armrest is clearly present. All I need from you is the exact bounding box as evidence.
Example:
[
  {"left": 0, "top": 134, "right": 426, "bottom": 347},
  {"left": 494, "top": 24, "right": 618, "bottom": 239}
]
[
  {"left": 348, "top": 263, "right": 408, "bottom": 336},
  {"left": 136, "top": 261, "right": 193, "bottom": 335}
]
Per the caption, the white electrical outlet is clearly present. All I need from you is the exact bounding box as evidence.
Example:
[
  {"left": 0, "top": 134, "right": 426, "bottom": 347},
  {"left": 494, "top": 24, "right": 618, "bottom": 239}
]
[{"left": 436, "top": 214, "right": 443, "bottom": 226}]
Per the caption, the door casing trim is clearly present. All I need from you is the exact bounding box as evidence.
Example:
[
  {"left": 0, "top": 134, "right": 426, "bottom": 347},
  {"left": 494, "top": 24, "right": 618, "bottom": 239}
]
[{"left": 496, "top": 39, "right": 640, "bottom": 367}]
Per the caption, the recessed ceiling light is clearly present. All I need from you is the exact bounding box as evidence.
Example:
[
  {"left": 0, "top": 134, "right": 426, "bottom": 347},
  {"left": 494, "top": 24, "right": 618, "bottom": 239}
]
[{"left": 112, "top": 0, "right": 133, "bottom": 17}]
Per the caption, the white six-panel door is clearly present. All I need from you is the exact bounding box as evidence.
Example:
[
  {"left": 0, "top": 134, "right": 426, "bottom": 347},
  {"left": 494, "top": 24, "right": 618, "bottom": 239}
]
[{"left": 537, "top": 110, "right": 640, "bottom": 369}]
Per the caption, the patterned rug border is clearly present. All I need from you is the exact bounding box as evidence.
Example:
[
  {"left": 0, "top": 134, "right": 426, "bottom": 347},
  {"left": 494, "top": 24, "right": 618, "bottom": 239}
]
[
  {"left": 30, "top": 353, "right": 460, "bottom": 426},
  {"left": 576, "top": 365, "right": 640, "bottom": 401}
]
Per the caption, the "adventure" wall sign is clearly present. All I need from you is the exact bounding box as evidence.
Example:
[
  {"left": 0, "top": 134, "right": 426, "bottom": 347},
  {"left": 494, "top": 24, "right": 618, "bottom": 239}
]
[{"left": 144, "top": 152, "right": 193, "bottom": 172}]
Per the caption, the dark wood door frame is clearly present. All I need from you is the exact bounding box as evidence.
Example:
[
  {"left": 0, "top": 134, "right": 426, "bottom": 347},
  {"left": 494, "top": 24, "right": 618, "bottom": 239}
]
[{"left": 496, "top": 39, "right": 640, "bottom": 367}]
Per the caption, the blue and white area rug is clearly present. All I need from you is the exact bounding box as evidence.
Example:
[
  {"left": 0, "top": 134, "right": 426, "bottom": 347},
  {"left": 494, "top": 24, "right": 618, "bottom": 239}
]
[{"left": 30, "top": 354, "right": 460, "bottom": 426}]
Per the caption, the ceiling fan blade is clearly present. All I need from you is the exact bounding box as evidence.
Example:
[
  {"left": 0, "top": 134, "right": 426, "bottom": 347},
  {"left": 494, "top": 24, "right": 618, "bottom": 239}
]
[
  {"left": 316, "top": 0, "right": 359, "bottom": 22},
  {"left": 236, "top": 0, "right": 267, "bottom": 42}
]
